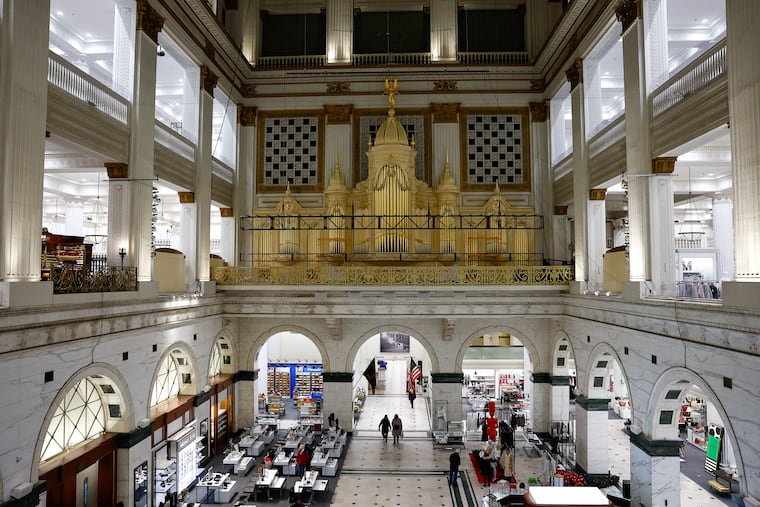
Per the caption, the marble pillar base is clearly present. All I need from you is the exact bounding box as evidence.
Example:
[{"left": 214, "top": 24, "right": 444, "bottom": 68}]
[
  {"left": 138, "top": 280, "right": 159, "bottom": 299},
  {"left": 576, "top": 402, "right": 609, "bottom": 475},
  {"left": 569, "top": 280, "right": 588, "bottom": 295},
  {"left": 630, "top": 444, "right": 680, "bottom": 507},
  {"left": 621, "top": 280, "right": 651, "bottom": 300},
  {"left": 0, "top": 281, "right": 53, "bottom": 308},
  {"left": 722, "top": 282, "right": 760, "bottom": 310}
]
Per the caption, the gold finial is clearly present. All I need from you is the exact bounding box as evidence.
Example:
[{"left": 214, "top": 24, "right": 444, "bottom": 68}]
[
  {"left": 383, "top": 78, "right": 399, "bottom": 111},
  {"left": 410, "top": 134, "right": 416, "bottom": 149}
]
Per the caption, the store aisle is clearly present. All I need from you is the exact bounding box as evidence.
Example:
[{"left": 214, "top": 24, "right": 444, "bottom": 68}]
[{"left": 354, "top": 393, "right": 431, "bottom": 437}]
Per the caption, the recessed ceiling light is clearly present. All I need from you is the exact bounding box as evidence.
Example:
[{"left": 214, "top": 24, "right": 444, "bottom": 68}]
[
  {"left": 86, "top": 33, "right": 92, "bottom": 37},
  {"left": 57, "top": 10, "right": 64, "bottom": 16},
  {"left": 604, "top": 71, "right": 610, "bottom": 76},
  {"left": 702, "top": 18, "right": 708, "bottom": 23}
]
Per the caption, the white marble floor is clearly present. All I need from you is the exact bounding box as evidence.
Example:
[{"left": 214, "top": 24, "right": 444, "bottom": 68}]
[{"left": 329, "top": 396, "right": 731, "bottom": 506}]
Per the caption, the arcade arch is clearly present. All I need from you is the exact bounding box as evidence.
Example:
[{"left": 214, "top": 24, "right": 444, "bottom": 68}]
[{"left": 150, "top": 346, "right": 198, "bottom": 408}]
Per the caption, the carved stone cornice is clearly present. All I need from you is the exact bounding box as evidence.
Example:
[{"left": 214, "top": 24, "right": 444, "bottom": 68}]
[
  {"left": 529, "top": 101, "right": 548, "bottom": 123},
  {"left": 178, "top": 191, "right": 195, "bottom": 204},
  {"left": 554, "top": 206, "right": 568, "bottom": 216},
  {"left": 242, "top": 84, "right": 257, "bottom": 98},
  {"left": 199, "top": 64, "right": 218, "bottom": 97},
  {"left": 431, "top": 103, "right": 460, "bottom": 123},
  {"left": 238, "top": 105, "right": 257, "bottom": 126},
  {"left": 326, "top": 317, "right": 342, "bottom": 340},
  {"left": 589, "top": 188, "right": 607, "bottom": 201},
  {"left": 325, "top": 105, "right": 353, "bottom": 124},
  {"left": 615, "top": 0, "right": 642, "bottom": 34},
  {"left": 203, "top": 37, "right": 215, "bottom": 62},
  {"left": 136, "top": 0, "right": 164, "bottom": 45},
  {"left": 530, "top": 79, "right": 545, "bottom": 91},
  {"left": 326, "top": 82, "right": 351, "bottom": 94},
  {"left": 105, "top": 162, "right": 128, "bottom": 179},
  {"left": 433, "top": 80, "right": 457, "bottom": 92},
  {"left": 442, "top": 318, "right": 456, "bottom": 341},
  {"left": 565, "top": 58, "right": 583, "bottom": 90},
  {"left": 220, "top": 207, "right": 233, "bottom": 218},
  {"left": 652, "top": 156, "right": 677, "bottom": 174}
]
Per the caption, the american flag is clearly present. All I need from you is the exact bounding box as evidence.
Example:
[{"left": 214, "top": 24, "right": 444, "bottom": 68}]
[{"left": 409, "top": 358, "right": 421, "bottom": 392}]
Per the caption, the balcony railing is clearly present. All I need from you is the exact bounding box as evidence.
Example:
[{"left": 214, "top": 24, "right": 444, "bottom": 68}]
[
  {"left": 588, "top": 115, "right": 625, "bottom": 158},
  {"left": 254, "top": 51, "right": 530, "bottom": 69},
  {"left": 154, "top": 121, "right": 196, "bottom": 162},
  {"left": 352, "top": 53, "right": 432, "bottom": 66},
  {"left": 51, "top": 265, "right": 138, "bottom": 294},
  {"left": 47, "top": 52, "right": 129, "bottom": 125},
  {"left": 257, "top": 54, "right": 327, "bottom": 69},
  {"left": 650, "top": 39, "right": 727, "bottom": 117},
  {"left": 457, "top": 52, "right": 530, "bottom": 65}
]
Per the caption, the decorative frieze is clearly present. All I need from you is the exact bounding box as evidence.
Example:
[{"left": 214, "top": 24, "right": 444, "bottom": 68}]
[
  {"left": 530, "top": 79, "right": 544, "bottom": 91},
  {"left": 242, "top": 84, "right": 257, "bottom": 98},
  {"left": 529, "top": 101, "right": 548, "bottom": 123},
  {"left": 565, "top": 58, "right": 583, "bottom": 90},
  {"left": 652, "top": 156, "right": 677, "bottom": 174},
  {"left": 326, "top": 317, "right": 342, "bottom": 340},
  {"left": 200, "top": 64, "right": 218, "bottom": 96},
  {"left": 238, "top": 105, "right": 257, "bottom": 126},
  {"left": 615, "top": 0, "right": 641, "bottom": 34},
  {"left": 325, "top": 104, "right": 353, "bottom": 124},
  {"left": 433, "top": 80, "right": 457, "bottom": 92},
  {"left": 326, "top": 82, "right": 351, "bottom": 94},
  {"left": 431, "top": 103, "right": 459, "bottom": 123},
  {"left": 178, "top": 191, "right": 195, "bottom": 204},
  {"left": 105, "top": 162, "right": 128, "bottom": 179},
  {"left": 136, "top": 0, "right": 164, "bottom": 44}
]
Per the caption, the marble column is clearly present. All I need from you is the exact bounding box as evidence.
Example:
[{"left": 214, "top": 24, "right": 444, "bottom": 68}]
[
  {"left": 178, "top": 192, "right": 197, "bottom": 288},
  {"left": 431, "top": 373, "right": 464, "bottom": 429},
  {"left": 588, "top": 189, "right": 607, "bottom": 292},
  {"left": 712, "top": 195, "right": 734, "bottom": 281},
  {"left": 430, "top": 0, "right": 457, "bottom": 62},
  {"left": 650, "top": 157, "right": 677, "bottom": 295},
  {"left": 219, "top": 208, "right": 236, "bottom": 267},
  {"left": 617, "top": 2, "right": 651, "bottom": 286},
  {"left": 115, "top": 427, "right": 151, "bottom": 507},
  {"left": 240, "top": 0, "right": 261, "bottom": 65},
  {"left": 530, "top": 102, "right": 552, "bottom": 262},
  {"left": 567, "top": 59, "right": 589, "bottom": 287},
  {"left": 326, "top": 0, "right": 352, "bottom": 63},
  {"left": 112, "top": 0, "right": 136, "bottom": 99},
  {"left": 235, "top": 371, "right": 256, "bottom": 430},
  {"left": 128, "top": 2, "right": 163, "bottom": 282},
  {"left": 642, "top": 0, "right": 669, "bottom": 92},
  {"left": 431, "top": 104, "right": 460, "bottom": 186},
  {"left": 322, "top": 372, "right": 354, "bottom": 433},
  {"left": 195, "top": 66, "right": 216, "bottom": 285},
  {"left": 575, "top": 397, "right": 609, "bottom": 474},
  {"left": 553, "top": 206, "right": 571, "bottom": 264},
  {"left": 629, "top": 433, "right": 681, "bottom": 507},
  {"left": 237, "top": 105, "right": 256, "bottom": 266},
  {"left": 550, "top": 376, "right": 571, "bottom": 425},
  {"left": 530, "top": 373, "right": 552, "bottom": 433},
  {"left": 324, "top": 105, "right": 353, "bottom": 187},
  {"left": 105, "top": 163, "right": 130, "bottom": 266},
  {"left": 0, "top": 0, "right": 50, "bottom": 287}
]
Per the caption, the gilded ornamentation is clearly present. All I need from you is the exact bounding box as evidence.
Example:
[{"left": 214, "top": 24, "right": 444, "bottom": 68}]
[
  {"left": 565, "top": 58, "right": 583, "bottom": 90},
  {"left": 220, "top": 208, "right": 234, "bottom": 218},
  {"left": 530, "top": 79, "right": 545, "bottom": 91},
  {"left": 431, "top": 103, "right": 459, "bottom": 123},
  {"left": 554, "top": 206, "right": 568, "bottom": 215},
  {"left": 178, "top": 191, "right": 195, "bottom": 203},
  {"left": 200, "top": 64, "right": 218, "bottom": 96},
  {"left": 383, "top": 78, "right": 399, "bottom": 109},
  {"left": 136, "top": 0, "right": 164, "bottom": 45},
  {"left": 326, "top": 82, "right": 351, "bottom": 94},
  {"left": 589, "top": 189, "right": 607, "bottom": 201},
  {"left": 433, "top": 80, "right": 457, "bottom": 92},
  {"left": 615, "top": 0, "right": 641, "bottom": 33},
  {"left": 652, "top": 157, "right": 677, "bottom": 174},
  {"left": 105, "top": 162, "right": 128, "bottom": 179},
  {"left": 238, "top": 105, "right": 257, "bottom": 126},
  {"left": 242, "top": 84, "right": 257, "bottom": 98},
  {"left": 529, "top": 102, "right": 548, "bottom": 123},
  {"left": 52, "top": 266, "right": 137, "bottom": 294},
  {"left": 203, "top": 37, "right": 215, "bottom": 62},
  {"left": 325, "top": 105, "right": 353, "bottom": 124}
]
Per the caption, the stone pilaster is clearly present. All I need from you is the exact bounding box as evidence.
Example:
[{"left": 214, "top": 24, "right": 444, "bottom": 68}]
[
  {"left": 575, "top": 397, "right": 609, "bottom": 474},
  {"left": 178, "top": 192, "right": 197, "bottom": 289},
  {"left": 430, "top": 373, "right": 464, "bottom": 429},
  {"left": 567, "top": 59, "right": 589, "bottom": 287},
  {"left": 650, "top": 157, "right": 676, "bottom": 295},
  {"left": 712, "top": 196, "right": 734, "bottom": 281},
  {"left": 322, "top": 372, "right": 354, "bottom": 432},
  {"left": 553, "top": 206, "right": 571, "bottom": 265},
  {"left": 237, "top": 105, "right": 256, "bottom": 266},
  {"left": 530, "top": 102, "right": 552, "bottom": 263},
  {"left": 326, "top": 0, "right": 352, "bottom": 63},
  {"left": 432, "top": 110, "right": 460, "bottom": 191},
  {"left": 219, "top": 208, "right": 235, "bottom": 267},
  {"left": 106, "top": 163, "right": 130, "bottom": 267},
  {"left": 324, "top": 105, "right": 353, "bottom": 188},
  {"left": 629, "top": 433, "right": 681, "bottom": 507},
  {"left": 588, "top": 189, "right": 606, "bottom": 291},
  {"left": 195, "top": 72, "right": 215, "bottom": 283},
  {"left": 530, "top": 372, "right": 552, "bottom": 433},
  {"left": 235, "top": 371, "right": 257, "bottom": 430},
  {"left": 430, "top": 0, "right": 457, "bottom": 62}
]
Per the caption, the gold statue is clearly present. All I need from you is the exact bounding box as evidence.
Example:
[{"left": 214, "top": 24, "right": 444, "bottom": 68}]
[{"left": 383, "top": 78, "right": 399, "bottom": 109}]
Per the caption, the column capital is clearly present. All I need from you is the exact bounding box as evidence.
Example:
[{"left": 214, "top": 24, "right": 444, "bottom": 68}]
[
  {"left": 630, "top": 432, "right": 681, "bottom": 456},
  {"left": 652, "top": 156, "right": 677, "bottom": 174},
  {"left": 324, "top": 104, "right": 353, "bottom": 124},
  {"left": 589, "top": 188, "right": 607, "bottom": 200},
  {"left": 237, "top": 105, "right": 257, "bottom": 126},
  {"left": 242, "top": 84, "right": 257, "bottom": 98},
  {"left": 554, "top": 205, "right": 569, "bottom": 215},
  {"left": 219, "top": 207, "right": 234, "bottom": 218},
  {"left": 199, "top": 64, "right": 218, "bottom": 97},
  {"left": 136, "top": 0, "right": 164, "bottom": 44},
  {"left": 105, "top": 162, "right": 128, "bottom": 179},
  {"left": 565, "top": 58, "right": 583, "bottom": 90},
  {"left": 322, "top": 372, "right": 353, "bottom": 383},
  {"left": 431, "top": 372, "right": 464, "bottom": 383},
  {"left": 529, "top": 101, "right": 548, "bottom": 123},
  {"left": 615, "top": 0, "right": 642, "bottom": 34},
  {"left": 178, "top": 191, "right": 195, "bottom": 203},
  {"left": 431, "top": 103, "right": 460, "bottom": 123},
  {"left": 575, "top": 396, "right": 609, "bottom": 411}
]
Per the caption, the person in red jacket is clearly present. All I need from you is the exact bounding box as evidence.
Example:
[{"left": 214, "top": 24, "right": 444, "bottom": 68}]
[{"left": 295, "top": 443, "right": 310, "bottom": 477}]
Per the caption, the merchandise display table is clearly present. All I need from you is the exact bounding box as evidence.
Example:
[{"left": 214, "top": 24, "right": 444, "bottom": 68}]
[
  {"left": 310, "top": 451, "right": 328, "bottom": 470},
  {"left": 197, "top": 472, "right": 233, "bottom": 503},
  {"left": 223, "top": 450, "right": 245, "bottom": 473},
  {"left": 284, "top": 435, "right": 303, "bottom": 450},
  {"left": 524, "top": 487, "right": 612, "bottom": 506},
  {"left": 236, "top": 456, "right": 254, "bottom": 475},
  {"left": 323, "top": 458, "right": 338, "bottom": 476}
]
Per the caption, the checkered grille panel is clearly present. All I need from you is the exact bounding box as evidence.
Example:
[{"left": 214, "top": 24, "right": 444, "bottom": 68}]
[
  {"left": 263, "top": 117, "right": 319, "bottom": 186},
  {"left": 465, "top": 114, "right": 524, "bottom": 185},
  {"left": 359, "top": 114, "right": 426, "bottom": 182}
]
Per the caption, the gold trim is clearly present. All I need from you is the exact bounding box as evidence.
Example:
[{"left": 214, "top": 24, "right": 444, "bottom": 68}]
[
  {"left": 565, "top": 58, "right": 583, "bottom": 90},
  {"left": 326, "top": 82, "right": 351, "bottom": 94},
  {"left": 238, "top": 105, "right": 257, "bottom": 126},
  {"left": 433, "top": 81, "right": 458, "bottom": 92},
  {"left": 615, "top": 0, "right": 641, "bottom": 34},
  {"left": 105, "top": 162, "right": 128, "bottom": 179},
  {"left": 589, "top": 189, "right": 607, "bottom": 201},
  {"left": 652, "top": 157, "right": 677, "bottom": 174},
  {"left": 431, "top": 103, "right": 460, "bottom": 123},
  {"left": 325, "top": 104, "right": 353, "bottom": 124},
  {"left": 529, "top": 102, "right": 548, "bottom": 123},
  {"left": 256, "top": 110, "right": 325, "bottom": 194},
  {"left": 554, "top": 206, "right": 568, "bottom": 216},
  {"left": 220, "top": 207, "right": 234, "bottom": 218},
  {"left": 200, "top": 64, "right": 218, "bottom": 96},
  {"left": 458, "top": 107, "right": 532, "bottom": 192},
  {"left": 178, "top": 191, "right": 195, "bottom": 203},
  {"left": 136, "top": 0, "right": 164, "bottom": 45}
]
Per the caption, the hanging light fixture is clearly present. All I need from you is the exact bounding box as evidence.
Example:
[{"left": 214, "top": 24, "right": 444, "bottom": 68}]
[
  {"left": 678, "top": 166, "right": 705, "bottom": 243},
  {"left": 85, "top": 174, "right": 108, "bottom": 246}
]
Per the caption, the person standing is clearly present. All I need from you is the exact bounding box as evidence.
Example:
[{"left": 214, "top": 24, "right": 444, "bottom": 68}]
[
  {"left": 391, "top": 414, "right": 403, "bottom": 444},
  {"left": 379, "top": 415, "right": 391, "bottom": 442},
  {"left": 295, "top": 443, "right": 309, "bottom": 477},
  {"left": 408, "top": 387, "right": 416, "bottom": 408},
  {"left": 448, "top": 449, "right": 461, "bottom": 486}
]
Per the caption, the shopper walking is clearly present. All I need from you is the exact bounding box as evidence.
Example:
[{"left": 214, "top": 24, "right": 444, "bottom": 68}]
[
  {"left": 448, "top": 449, "right": 461, "bottom": 486},
  {"left": 408, "top": 387, "right": 416, "bottom": 408},
  {"left": 391, "top": 414, "right": 403, "bottom": 444},
  {"left": 379, "top": 415, "right": 391, "bottom": 442}
]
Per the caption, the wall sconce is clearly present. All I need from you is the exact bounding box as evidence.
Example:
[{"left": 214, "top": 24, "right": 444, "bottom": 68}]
[{"left": 119, "top": 248, "right": 127, "bottom": 268}]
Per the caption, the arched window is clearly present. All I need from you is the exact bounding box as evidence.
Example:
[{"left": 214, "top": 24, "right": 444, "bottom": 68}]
[
  {"left": 41, "top": 378, "right": 106, "bottom": 463},
  {"left": 209, "top": 343, "right": 222, "bottom": 377},
  {"left": 151, "top": 354, "right": 180, "bottom": 406}
]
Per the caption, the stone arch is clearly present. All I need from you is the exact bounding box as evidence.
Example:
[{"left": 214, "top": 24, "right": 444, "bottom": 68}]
[
  {"left": 345, "top": 324, "right": 439, "bottom": 373},
  {"left": 208, "top": 328, "right": 237, "bottom": 377},
  {"left": 31, "top": 363, "right": 135, "bottom": 483},
  {"left": 148, "top": 341, "right": 201, "bottom": 415},
  {"left": 647, "top": 367, "right": 746, "bottom": 495},
  {"left": 581, "top": 343, "right": 629, "bottom": 403},
  {"left": 244, "top": 324, "right": 330, "bottom": 371},
  {"left": 550, "top": 330, "right": 575, "bottom": 376},
  {"left": 454, "top": 324, "right": 541, "bottom": 373}
]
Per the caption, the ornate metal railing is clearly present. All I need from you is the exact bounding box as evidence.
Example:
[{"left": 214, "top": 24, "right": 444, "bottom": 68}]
[
  {"left": 47, "top": 52, "right": 130, "bottom": 125},
  {"left": 650, "top": 39, "right": 727, "bottom": 117},
  {"left": 51, "top": 266, "right": 138, "bottom": 294},
  {"left": 254, "top": 51, "right": 530, "bottom": 69},
  {"left": 352, "top": 53, "right": 432, "bottom": 66},
  {"left": 212, "top": 264, "right": 573, "bottom": 287},
  {"left": 257, "top": 54, "right": 327, "bottom": 69}
]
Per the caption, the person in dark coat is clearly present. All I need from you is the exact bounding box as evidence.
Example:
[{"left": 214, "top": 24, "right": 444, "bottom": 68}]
[
  {"left": 448, "top": 449, "right": 461, "bottom": 486},
  {"left": 391, "top": 414, "right": 403, "bottom": 444},
  {"left": 408, "top": 387, "right": 416, "bottom": 408},
  {"left": 379, "top": 415, "right": 391, "bottom": 442}
]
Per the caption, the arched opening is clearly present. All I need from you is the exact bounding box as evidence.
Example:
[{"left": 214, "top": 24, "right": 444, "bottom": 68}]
[{"left": 549, "top": 334, "right": 578, "bottom": 465}]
